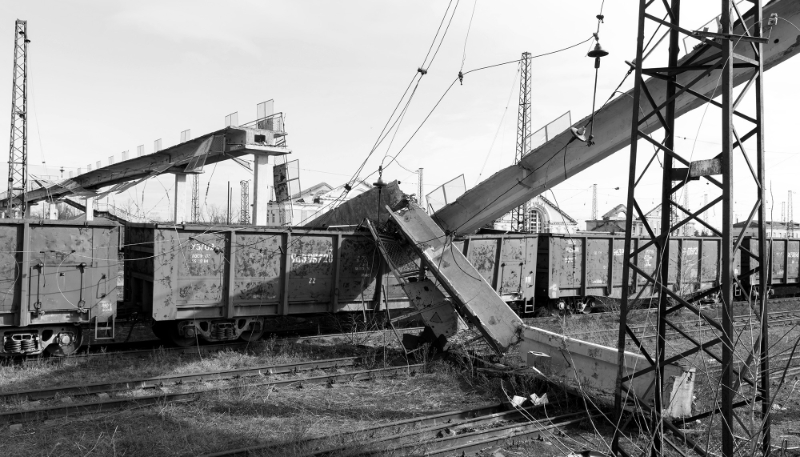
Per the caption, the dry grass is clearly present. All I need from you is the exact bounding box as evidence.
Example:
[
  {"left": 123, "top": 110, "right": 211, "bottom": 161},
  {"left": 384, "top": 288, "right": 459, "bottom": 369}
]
[{"left": 0, "top": 355, "right": 510, "bottom": 456}]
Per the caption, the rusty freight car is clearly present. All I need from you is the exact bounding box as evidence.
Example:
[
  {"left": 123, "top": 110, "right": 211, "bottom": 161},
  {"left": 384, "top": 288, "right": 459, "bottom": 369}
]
[
  {"left": 533, "top": 233, "right": 722, "bottom": 312},
  {"left": 123, "top": 223, "right": 411, "bottom": 346},
  {"left": 735, "top": 237, "right": 800, "bottom": 298},
  {"left": 454, "top": 234, "right": 539, "bottom": 314},
  {"left": 0, "top": 219, "right": 120, "bottom": 355}
]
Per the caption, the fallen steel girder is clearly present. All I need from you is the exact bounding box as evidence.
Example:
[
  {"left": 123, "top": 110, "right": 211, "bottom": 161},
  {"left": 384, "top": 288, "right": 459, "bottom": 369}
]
[
  {"left": 385, "top": 203, "right": 688, "bottom": 404},
  {"left": 304, "top": 180, "right": 408, "bottom": 228},
  {"left": 2, "top": 125, "right": 290, "bottom": 207},
  {"left": 366, "top": 218, "right": 464, "bottom": 343},
  {"left": 432, "top": 0, "right": 800, "bottom": 235}
]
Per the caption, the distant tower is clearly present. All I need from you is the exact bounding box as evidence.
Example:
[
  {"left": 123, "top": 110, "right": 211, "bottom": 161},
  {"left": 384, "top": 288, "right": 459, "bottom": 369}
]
[
  {"left": 191, "top": 175, "right": 200, "bottom": 222},
  {"left": 418, "top": 168, "right": 424, "bottom": 211},
  {"left": 6, "top": 20, "right": 30, "bottom": 217},
  {"left": 510, "top": 51, "right": 532, "bottom": 232},
  {"left": 683, "top": 186, "right": 690, "bottom": 235},
  {"left": 592, "top": 184, "right": 598, "bottom": 220},
  {"left": 240, "top": 180, "right": 250, "bottom": 224},
  {"left": 782, "top": 201, "right": 786, "bottom": 223},
  {"left": 703, "top": 193, "right": 708, "bottom": 225},
  {"left": 789, "top": 191, "right": 794, "bottom": 238}
]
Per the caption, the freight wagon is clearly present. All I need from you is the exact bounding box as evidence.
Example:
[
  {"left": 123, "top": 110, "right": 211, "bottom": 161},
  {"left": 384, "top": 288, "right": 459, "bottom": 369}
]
[
  {"left": 456, "top": 233, "right": 724, "bottom": 314},
  {"left": 0, "top": 219, "right": 120, "bottom": 355},
  {"left": 122, "top": 223, "right": 414, "bottom": 346},
  {"left": 532, "top": 233, "right": 722, "bottom": 312},
  {"left": 735, "top": 237, "right": 800, "bottom": 298}
]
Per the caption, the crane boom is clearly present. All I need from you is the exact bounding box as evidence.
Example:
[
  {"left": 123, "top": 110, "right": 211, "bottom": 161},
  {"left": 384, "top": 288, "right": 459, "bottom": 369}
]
[{"left": 433, "top": 0, "right": 800, "bottom": 235}]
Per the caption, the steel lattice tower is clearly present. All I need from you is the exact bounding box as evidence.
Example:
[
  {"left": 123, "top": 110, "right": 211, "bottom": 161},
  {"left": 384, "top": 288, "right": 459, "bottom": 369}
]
[
  {"left": 592, "top": 183, "right": 597, "bottom": 220},
  {"left": 613, "top": 2, "right": 770, "bottom": 456},
  {"left": 191, "top": 175, "right": 200, "bottom": 222},
  {"left": 510, "top": 52, "right": 532, "bottom": 232},
  {"left": 6, "top": 20, "right": 29, "bottom": 217},
  {"left": 240, "top": 179, "right": 249, "bottom": 224},
  {"left": 788, "top": 190, "right": 793, "bottom": 238}
]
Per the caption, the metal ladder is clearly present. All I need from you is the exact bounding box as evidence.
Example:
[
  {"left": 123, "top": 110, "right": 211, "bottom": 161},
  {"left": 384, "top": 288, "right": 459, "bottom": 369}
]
[{"left": 95, "top": 315, "right": 115, "bottom": 340}]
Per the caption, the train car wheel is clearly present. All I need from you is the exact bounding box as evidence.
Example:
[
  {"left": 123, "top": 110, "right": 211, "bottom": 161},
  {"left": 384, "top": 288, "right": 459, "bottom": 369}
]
[
  {"left": 169, "top": 323, "right": 196, "bottom": 347},
  {"left": 45, "top": 330, "right": 83, "bottom": 357}
]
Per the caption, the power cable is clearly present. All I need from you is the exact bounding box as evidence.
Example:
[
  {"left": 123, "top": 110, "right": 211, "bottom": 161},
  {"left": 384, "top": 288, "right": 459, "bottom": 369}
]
[
  {"left": 459, "top": 0, "right": 478, "bottom": 73},
  {"left": 380, "top": 35, "right": 593, "bottom": 176},
  {"left": 475, "top": 66, "right": 519, "bottom": 186},
  {"left": 346, "top": 1, "right": 460, "bottom": 191},
  {"left": 345, "top": 0, "right": 459, "bottom": 189}
]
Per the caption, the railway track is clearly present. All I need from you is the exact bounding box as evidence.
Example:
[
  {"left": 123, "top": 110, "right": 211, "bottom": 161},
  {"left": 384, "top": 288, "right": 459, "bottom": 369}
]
[
  {"left": 0, "top": 359, "right": 422, "bottom": 427},
  {"left": 13, "top": 327, "right": 424, "bottom": 364},
  {"left": 205, "top": 401, "right": 602, "bottom": 457},
  {"left": 525, "top": 297, "right": 800, "bottom": 324},
  {"left": 565, "top": 309, "right": 800, "bottom": 341}
]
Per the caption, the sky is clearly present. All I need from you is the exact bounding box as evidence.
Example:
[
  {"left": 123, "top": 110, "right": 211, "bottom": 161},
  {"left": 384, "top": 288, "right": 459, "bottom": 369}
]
[{"left": 2, "top": 1, "right": 799, "bottom": 228}]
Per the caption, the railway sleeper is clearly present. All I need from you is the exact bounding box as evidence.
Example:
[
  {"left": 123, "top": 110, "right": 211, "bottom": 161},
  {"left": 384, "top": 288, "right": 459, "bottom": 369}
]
[
  {"left": 0, "top": 325, "right": 83, "bottom": 357},
  {"left": 153, "top": 318, "right": 265, "bottom": 347}
]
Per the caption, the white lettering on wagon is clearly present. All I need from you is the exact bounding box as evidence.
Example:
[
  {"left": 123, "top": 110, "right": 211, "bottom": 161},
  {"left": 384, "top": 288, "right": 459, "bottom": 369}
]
[{"left": 291, "top": 252, "right": 333, "bottom": 264}]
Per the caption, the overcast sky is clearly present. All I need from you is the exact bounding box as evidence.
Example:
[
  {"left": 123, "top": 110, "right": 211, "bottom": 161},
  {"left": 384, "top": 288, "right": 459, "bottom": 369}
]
[{"left": 2, "top": 1, "right": 799, "bottom": 228}]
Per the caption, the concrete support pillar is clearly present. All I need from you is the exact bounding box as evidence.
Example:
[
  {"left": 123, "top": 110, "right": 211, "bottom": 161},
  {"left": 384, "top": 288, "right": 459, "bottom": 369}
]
[
  {"left": 48, "top": 202, "right": 58, "bottom": 220},
  {"left": 173, "top": 174, "right": 190, "bottom": 223},
  {"left": 85, "top": 197, "right": 94, "bottom": 221},
  {"left": 252, "top": 154, "right": 273, "bottom": 226}
]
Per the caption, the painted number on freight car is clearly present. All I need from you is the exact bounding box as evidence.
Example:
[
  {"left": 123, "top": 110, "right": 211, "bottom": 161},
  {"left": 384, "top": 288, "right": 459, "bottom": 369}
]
[
  {"left": 291, "top": 251, "right": 333, "bottom": 264},
  {"left": 189, "top": 241, "right": 219, "bottom": 264}
]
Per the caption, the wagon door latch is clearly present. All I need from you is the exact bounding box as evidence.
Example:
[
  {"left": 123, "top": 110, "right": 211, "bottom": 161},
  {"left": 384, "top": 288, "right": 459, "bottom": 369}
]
[
  {"left": 76, "top": 262, "right": 88, "bottom": 314},
  {"left": 33, "top": 262, "right": 44, "bottom": 316}
]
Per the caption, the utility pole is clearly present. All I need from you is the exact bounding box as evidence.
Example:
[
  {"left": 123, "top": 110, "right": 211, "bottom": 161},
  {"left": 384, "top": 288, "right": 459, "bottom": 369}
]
[
  {"left": 614, "top": 2, "right": 771, "bottom": 456},
  {"left": 191, "top": 175, "right": 200, "bottom": 222},
  {"left": 240, "top": 179, "right": 250, "bottom": 224},
  {"left": 591, "top": 184, "right": 597, "bottom": 220},
  {"left": 226, "top": 181, "right": 231, "bottom": 225},
  {"left": 6, "top": 20, "right": 29, "bottom": 218},
  {"left": 510, "top": 51, "right": 532, "bottom": 232},
  {"left": 418, "top": 168, "right": 424, "bottom": 211},
  {"left": 683, "top": 185, "right": 689, "bottom": 235},
  {"left": 789, "top": 190, "right": 794, "bottom": 238}
]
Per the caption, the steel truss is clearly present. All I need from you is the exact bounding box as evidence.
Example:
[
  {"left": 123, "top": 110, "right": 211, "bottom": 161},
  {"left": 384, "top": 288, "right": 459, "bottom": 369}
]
[
  {"left": 510, "top": 52, "right": 532, "bottom": 232},
  {"left": 613, "top": 1, "right": 770, "bottom": 456},
  {"left": 6, "top": 19, "right": 29, "bottom": 217}
]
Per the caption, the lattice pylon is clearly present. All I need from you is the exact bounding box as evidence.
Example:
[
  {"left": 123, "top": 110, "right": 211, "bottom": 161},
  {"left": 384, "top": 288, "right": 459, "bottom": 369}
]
[
  {"left": 510, "top": 52, "right": 532, "bottom": 232},
  {"left": 6, "top": 20, "right": 29, "bottom": 217},
  {"left": 240, "top": 179, "right": 249, "bottom": 224},
  {"left": 613, "top": 2, "right": 770, "bottom": 456},
  {"left": 191, "top": 174, "right": 200, "bottom": 222}
]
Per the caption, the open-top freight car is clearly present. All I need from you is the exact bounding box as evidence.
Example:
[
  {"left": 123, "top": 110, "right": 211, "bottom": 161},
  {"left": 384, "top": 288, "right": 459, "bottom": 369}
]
[
  {"left": 456, "top": 232, "right": 724, "bottom": 314},
  {"left": 735, "top": 237, "right": 800, "bottom": 298},
  {"left": 0, "top": 219, "right": 120, "bottom": 355},
  {"left": 122, "top": 223, "right": 414, "bottom": 346}
]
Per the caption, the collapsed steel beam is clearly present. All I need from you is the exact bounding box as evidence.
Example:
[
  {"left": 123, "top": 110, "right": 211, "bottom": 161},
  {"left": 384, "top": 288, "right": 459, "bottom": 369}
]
[
  {"left": 2, "top": 125, "right": 290, "bottom": 207},
  {"left": 432, "top": 0, "right": 800, "bottom": 235},
  {"left": 385, "top": 203, "right": 689, "bottom": 403}
]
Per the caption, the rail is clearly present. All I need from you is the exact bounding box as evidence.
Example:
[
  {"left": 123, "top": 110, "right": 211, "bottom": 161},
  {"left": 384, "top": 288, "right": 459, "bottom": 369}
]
[{"left": 0, "top": 363, "right": 422, "bottom": 426}]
